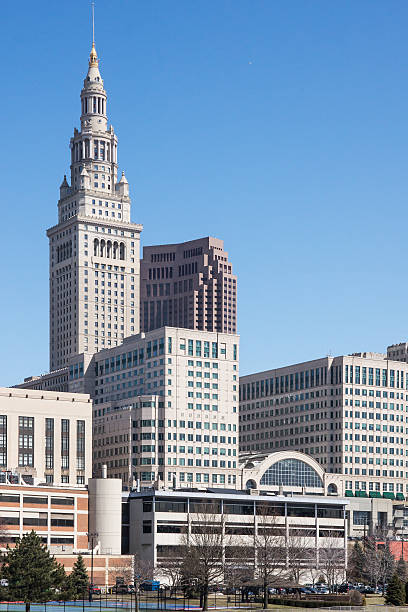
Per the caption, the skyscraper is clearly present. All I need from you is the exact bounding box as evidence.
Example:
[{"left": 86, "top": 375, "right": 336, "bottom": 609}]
[
  {"left": 140, "top": 237, "right": 237, "bottom": 334},
  {"left": 47, "top": 42, "right": 142, "bottom": 371}
]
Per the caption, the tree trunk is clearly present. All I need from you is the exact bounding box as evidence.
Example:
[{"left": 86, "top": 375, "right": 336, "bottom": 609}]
[
  {"left": 263, "top": 582, "right": 268, "bottom": 609},
  {"left": 135, "top": 589, "right": 139, "bottom": 612},
  {"left": 202, "top": 582, "right": 209, "bottom": 611},
  {"left": 25, "top": 603, "right": 30, "bottom": 612}
]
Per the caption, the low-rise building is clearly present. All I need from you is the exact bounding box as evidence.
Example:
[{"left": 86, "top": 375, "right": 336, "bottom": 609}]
[
  {"left": 0, "top": 482, "right": 88, "bottom": 553},
  {"left": 125, "top": 487, "right": 348, "bottom": 584},
  {"left": 0, "top": 476, "right": 132, "bottom": 587},
  {"left": 237, "top": 449, "right": 406, "bottom": 540},
  {"left": 0, "top": 388, "right": 92, "bottom": 486}
]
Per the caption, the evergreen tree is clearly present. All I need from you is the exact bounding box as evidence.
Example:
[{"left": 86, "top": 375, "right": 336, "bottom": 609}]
[
  {"left": 348, "top": 541, "right": 365, "bottom": 583},
  {"left": 396, "top": 555, "right": 407, "bottom": 582},
  {"left": 385, "top": 573, "right": 405, "bottom": 606},
  {"left": 1, "top": 531, "right": 67, "bottom": 612},
  {"left": 68, "top": 555, "right": 89, "bottom": 600}
]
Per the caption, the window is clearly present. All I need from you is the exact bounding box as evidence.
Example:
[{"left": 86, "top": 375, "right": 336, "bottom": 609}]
[
  {"left": 353, "top": 511, "right": 371, "bottom": 525},
  {"left": 45, "top": 418, "right": 54, "bottom": 470},
  {"left": 260, "top": 458, "right": 323, "bottom": 488},
  {"left": 61, "top": 420, "right": 69, "bottom": 470},
  {"left": 19, "top": 416, "right": 34, "bottom": 467},
  {"left": 76, "top": 420, "right": 85, "bottom": 470},
  {"left": 0, "top": 416, "right": 7, "bottom": 467}
]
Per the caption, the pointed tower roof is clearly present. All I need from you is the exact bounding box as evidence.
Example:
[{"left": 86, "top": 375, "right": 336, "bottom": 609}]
[
  {"left": 89, "top": 42, "right": 98, "bottom": 67},
  {"left": 60, "top": 175, "right": 69, "bottom": 188},
  {"left": 119, "top": 171, "right": 128, "bottom": 184},
  {"left": 84, "top": 42, "right": 103, "bottom": 87}
]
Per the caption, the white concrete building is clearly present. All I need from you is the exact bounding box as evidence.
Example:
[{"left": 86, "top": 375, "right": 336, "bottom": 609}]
[
  {"left": 0, "top": 388, "right": 92, "bottom": 486},
  {"left": 240, "top": 352, "right": 408, "bottom": 498},
  {"left": 125, "top": 488, "right": 348, "bottom": 584},
  {"left": 47, "top": 42, "right": 143, "bottom": 371}
]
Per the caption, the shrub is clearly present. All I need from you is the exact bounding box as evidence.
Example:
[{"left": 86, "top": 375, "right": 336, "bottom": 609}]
[{"left": 349, "top": 589, "right": 363, "bottom": 606}]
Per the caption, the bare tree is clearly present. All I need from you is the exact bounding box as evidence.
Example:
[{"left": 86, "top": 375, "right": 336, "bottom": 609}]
[
  {"left": 361, "top": 536, "right": 381, "bottom": 588},
  {"left": 253, "top": 505, "right": 287, "bottom": 609},
  {"left": 286, "top": 528, "right": 317, "bottom": 584},
  {"left": 181, "top": 504, "right": 228, "bottom": 611},
  {"left": 133, "top": 555, "right": 155, "bottom": 612},
  {"left": 224, "top": 561, "right": 253, "bottom": 596},
  {"left": 159, "top": 547, "right": 184, "bottom": 595},
  {"left": 318, "top": 533, "right": 346, "bottom": 591},
  {"left": 108, "top": 557, "right": 134, "bottom": 588},
  {"left": 377, "top": 540, "right": 395, "bottom": 590}
]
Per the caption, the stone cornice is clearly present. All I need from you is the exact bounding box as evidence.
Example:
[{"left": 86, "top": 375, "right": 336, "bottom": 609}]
[{"left": 47, "top": 214, "right": 143, "bottom": 236}]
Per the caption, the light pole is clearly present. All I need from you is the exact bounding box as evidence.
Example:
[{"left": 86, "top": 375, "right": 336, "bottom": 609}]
[{"left": 87, "top": 531, "right": 99, "bottom": 602}]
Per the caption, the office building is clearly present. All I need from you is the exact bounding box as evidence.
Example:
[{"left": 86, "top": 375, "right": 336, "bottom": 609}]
[
  {"left": 47, "top": 41, "right": 142, "bottom": 371},
  {"left": 238, "top": 449, "right": 406, "bottom": 540},
  {"left": 67, "top": 327, "right": 240, "bottom": 489},
  {"left": 125, "top": 487, "right": 348, "bottom": 583},
  {"left": 0, "top": 388, "right": 92, "bottom": 486},
  {"left": 239, "top": 352, "right": 408, "bottom": 499},
  {"left": 140, "top": 237, "right": 237, "bottom": 334},
  {"left": 387, "top": 342, "right": 408, "bottom": 362}
]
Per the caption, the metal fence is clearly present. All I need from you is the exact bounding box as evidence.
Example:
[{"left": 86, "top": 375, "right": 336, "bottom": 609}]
[{"left": 0, "top": 597, "right": 401, "bottom": 612}]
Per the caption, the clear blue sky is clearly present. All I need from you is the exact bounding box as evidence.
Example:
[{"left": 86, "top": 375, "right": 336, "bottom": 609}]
[{"left": 2, "top": 0, "right": 408, "bottom": 386}]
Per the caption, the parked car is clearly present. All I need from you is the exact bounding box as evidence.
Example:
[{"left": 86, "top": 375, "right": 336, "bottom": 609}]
[
  {"left": 359, "top": 586, "right": 376, "bottom": 594},
  {"left": 89, "top": 585, "right": 101, "bottom": 595},
  {"left": 315, "top": 586, "right": 329, "bottom": 594}
]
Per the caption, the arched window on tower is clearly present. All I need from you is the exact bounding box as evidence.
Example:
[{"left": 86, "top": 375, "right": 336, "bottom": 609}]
[
  {"left": 119, "top": 243, "right": 125, "bottom": 260},
  {"left": 113, "top": 242, "right": 118, "bottom": 259},
  {"left": 100, "top": 239, "right": 106, "bottom": 257},
  {"left": 94, "top": 239, "right": 99, "bottom": 257},
  {"left": 107, "top": 241, "right": 112, "bottom": 258}
]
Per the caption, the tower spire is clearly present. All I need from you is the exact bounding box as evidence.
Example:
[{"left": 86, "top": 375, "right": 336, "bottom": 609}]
[
  {"left": 92, "top": 1, "right": 95, "bottom": 45},
  {"left": 89, "top": 2, "right": 98, "bottom": 67}
]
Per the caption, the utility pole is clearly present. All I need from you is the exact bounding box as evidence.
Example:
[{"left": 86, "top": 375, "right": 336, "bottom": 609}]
[{"left": 87, "top": 531, "right": 99, "bottom": 601}]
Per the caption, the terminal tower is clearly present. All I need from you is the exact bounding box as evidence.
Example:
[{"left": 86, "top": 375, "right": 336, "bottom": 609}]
[{"left": 47, "top": 43, "right": 142, "bottom": 371}]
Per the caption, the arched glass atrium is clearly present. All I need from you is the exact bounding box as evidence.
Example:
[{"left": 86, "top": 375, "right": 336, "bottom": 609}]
[{"left": 260, "top": 458, "right": 323, "bottom": 488}]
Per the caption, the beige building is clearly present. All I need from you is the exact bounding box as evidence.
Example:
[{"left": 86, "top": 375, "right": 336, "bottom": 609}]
[
  {"left": 48, "top": 42, "right": 142, "bottom": 371},
  {"left": 0, "top": 388, "right": 92, "bottom": 486},
  {"left": 18, "top": 369, "right": 69, "bottom": 393},
  {"left": 240, "top": 352, "right": 408, "bottom": 499},
  {"left": 17, "top": 325, "right": 240, "bottom": 491},
  {"left": 140, "top": 237, "right": 237, "bottom": 335},
  {"left": 87, "top": 327, "right": 240, "bottom": 489}
]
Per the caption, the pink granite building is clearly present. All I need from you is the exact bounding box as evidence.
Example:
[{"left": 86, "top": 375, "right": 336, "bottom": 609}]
[{"left": 140, "top": 237, "right": 237, "bottom": 334}]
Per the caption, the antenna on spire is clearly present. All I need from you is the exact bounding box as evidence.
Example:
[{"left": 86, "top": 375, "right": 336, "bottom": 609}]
[{"left": 92, "top": 1, "right": 95, "bottom": 45}]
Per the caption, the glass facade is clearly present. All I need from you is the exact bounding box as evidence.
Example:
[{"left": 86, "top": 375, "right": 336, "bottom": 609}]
[{"left": 260, "top": 458, "right": 323, "bottom": 488}]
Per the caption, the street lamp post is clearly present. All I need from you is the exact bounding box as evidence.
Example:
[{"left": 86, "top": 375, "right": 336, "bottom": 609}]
[{"left": 87, "top": 531, "right": 99, "bottom": 602}]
